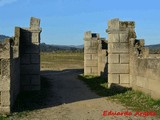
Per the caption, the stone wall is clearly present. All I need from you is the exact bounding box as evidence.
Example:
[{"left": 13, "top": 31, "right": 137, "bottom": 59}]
[
  {"left": 84, "top": 31, "right": 107, "bottom": 76},
  {"left": 130, "top": 38, "right": 160, "bottom": 99},
  {"left": 106, "top": 18, "right": 160, "bottom": 99},
  {"left": 0, "top": 17, "right": 41, "bottom": 114}
]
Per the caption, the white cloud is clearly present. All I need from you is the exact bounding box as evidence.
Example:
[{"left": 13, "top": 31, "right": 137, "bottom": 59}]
[{"left": 0, "top": 0, "right": 18, "bottom": 7}]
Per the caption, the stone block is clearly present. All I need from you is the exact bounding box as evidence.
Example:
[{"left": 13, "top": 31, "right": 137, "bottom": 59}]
[
  {"left": 30, "top": 17, "right": 40, "bottom": 29},
  {"left": 31, "top": 54, "right": 40, "bottom": 64},
  {"left": 21, "top": 54, "right": 30, "bottom": 64},
  {"left": 91, "top": 54, "right": 98, "bottom": 60},
  {"left": 32, "top": 33, "right": 39, "bottom": 43},
  {"left": 120, "top": 74, "right": 129, "bottom": 84},
  {"left": 91, "top": 67, "right": 98, "bottom": 75},
  {"left": 108, "top": 43, "right": 129, "bottom": 54},
  {"left": 21, "top": 45, "right": 40, "bottom": 54},
  {"left": 31, "top": 75, "right": 40, "bottom": 85},
  {"left": 85, "top": 61, "right": 98, "bottom": 67},
  {"left": 1, "top": 91, "right": 10, "bottom": 106},
  {"left": 84, "top": 54, "right": 92, "bottom": 60},
  {"left": 108, "top": 74, "right": 119, "bottom": 83},
  {"left": 84, "top": 31, "right": 92, "bottom": 39},
  {"left": 108, "top": 54, "right": 119, "bottom": 63},
  {"left": 108, "top": 64, "right": 129, "bottom": 74},
  {"left": 84, "top": 41, "right": 91, "bottom": 47},
  {"left": 120, "top": 33, "right": 128, "bottom": 42},
  {"left": 84, "top": 48, "right": 98, "bottom": 54},
  {"left": 21, "top": 75, "right": 30, "bottom": 85},
  {"left": 84, "top": 67, "right": 91, "bottom": 75},
  {"left": 21, "top": 64, "right": 40, "bottom": 75},
  {"left": 151, "top": 91, "right": 160, "bottom": 100},
  {"left": 120, "top": 54, "right": 129, "bottom": 63},
  {"left": 108, "top": 18, "right": 119, "bottom": 30},
  {"left": 108, "top": 34, "right": 119, "bottom": 43},
  {"left": 0, "top": 106, "right": 10, "bottom": 114},
  {"left": 1, "top": 80, "right": 10, "bottom": 91}
]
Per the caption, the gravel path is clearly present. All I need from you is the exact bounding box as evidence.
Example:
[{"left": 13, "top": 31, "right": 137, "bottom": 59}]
[{"left": 15, "top": 69, "right": 158, "bottom": 120}]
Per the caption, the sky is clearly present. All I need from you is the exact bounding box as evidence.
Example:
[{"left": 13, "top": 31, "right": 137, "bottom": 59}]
[{"left": 0, "top": 0, "right": 160, "bottom": 45}]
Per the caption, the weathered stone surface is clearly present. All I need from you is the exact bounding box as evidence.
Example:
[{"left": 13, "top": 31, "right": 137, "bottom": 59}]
[
  {"left": 108, "top": 74, "right": 119, "bottom": 83},
  {"left": 108, "top": 34, "right": 119, "bottom": 43},
  {"left": 108, "top": 64, "right": 129, "bottom": 74},
  {"left": 120, "top": 54, "right": 129, "bottom": 63},
  {"left": 108, "top": 43, "right": 129, "bottom": 54},
  {"left": 108, "top": 54, "right": 119, "bottom": 63},
  {"left": 120, "top": 33, "right": 128, "bottom": 42},
  {"left": 120, "top": 74, "right": 129, "bottom": 84}
]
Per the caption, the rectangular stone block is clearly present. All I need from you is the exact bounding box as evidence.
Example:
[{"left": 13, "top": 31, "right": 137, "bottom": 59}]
[
  {"left": 91, "top": 67, "right": 98, "bottom": 75},
  {"left": 31, "top": 54, "right": 40, "bottom": 64},
  {"left": 0, "top": 106, "right": 10, "bottom": 114},
  {"left": 21, "top": 54, "right": 30, "bottom": 64},
  {"left": 108, "top": 19, "right": 119, "bottom": 30},
  {"left": 1, "top": 80, "right": 10, "bottom": 91},
  {"left": 84, "top": 54, "right": 92, "bottom": 60},
  {"left": 84, "top": 41, "right": 91, "bottom": 47},
  {"left": 21, "top": 64, "right": 40, "bottom": 75},
  {"left": 120, "top": 74, "right": 129, "bottom": 84},
  {"left": 120, "top": 54, "right": 129, "bottom": 63},
  {"left": 108, "top": 54, "right": 119, "bottom": 63},
  {"left": 91, "top": 54, "right": 98, "bottom": 60},
  {"left": 120, "top": 33, "right": 128, "bottom": 42},
  {"left": 32, "top": 33, "right": 39, "bottom": 43},
  {"left": 84, "top": 67, "right": 92, "bottom": 75},
  {"left": 84, "top": 48, "right": 98, "bottom": 54},
  {"left": 20, "top": 45, "right": 40, "bottom": 54},
  {"left": 21, "top": 75, "right": 30, "bottom": 85},
  {"left": 108, "top": 74, "right": 119, "bottom": 83},
  {"left": 85, "top": 61, "right": 98, "bottom": 67},
  {"left": 31, "top": 75, "right": 40, "bottom": 85},
  {"left": 108, "top": 43, "right": 129, "bottom": 54},
  {"left": 108, "top": 34, "right": 119, "bottom": 43},
  {"left": 108, "top": 64, "right": 129, "bottom": 74},
  {"left": 1, "top": 91, "right": 10, "bottom": 106}
]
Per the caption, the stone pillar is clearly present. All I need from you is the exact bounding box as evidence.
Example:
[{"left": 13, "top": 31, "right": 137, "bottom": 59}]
[
  {"left": 20, "top": 17, "right": 42, "bottom": 91},
  {"left": 0, "top": 39, "right": 12, "bottom": 113},
  {"left": 107, "top": 18, "right": 135, "bottom": 88},
  {"left": 84, "top": 31, "right": 99, "bottom": 76}
]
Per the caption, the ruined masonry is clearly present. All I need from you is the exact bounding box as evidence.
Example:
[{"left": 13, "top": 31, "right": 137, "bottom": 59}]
[
  {"left": 84, "top": 18, "right": 160, "bottom": 100},
  {"left": 0, "top": 17, "right": 41, "bottom": 114}
]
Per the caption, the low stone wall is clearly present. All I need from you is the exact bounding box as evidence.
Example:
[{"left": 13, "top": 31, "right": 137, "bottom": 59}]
[{"left": 130, "top": 39, "right": 160, "bottom": 99}]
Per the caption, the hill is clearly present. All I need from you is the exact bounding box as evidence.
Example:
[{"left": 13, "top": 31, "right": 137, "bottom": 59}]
[
  {"left": 40, "top": 43, "right": 83, "bottom": 52},
  {"left": 0, "top": 35, "right": 10, "bottom": 42},
  {"left": 146, "top": 44, "right": 160, "bottom": 54}
]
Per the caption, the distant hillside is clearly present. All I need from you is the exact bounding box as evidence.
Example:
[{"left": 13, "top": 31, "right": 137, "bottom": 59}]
[
  {"left": 146, "top": 44, "right": 160, "bottom": 54},
  {"left": 0, "top": 35, "right": 10, "bottom": 42},
  {"left": 40, "top": 43, "right": 83, "bottom": 52}
]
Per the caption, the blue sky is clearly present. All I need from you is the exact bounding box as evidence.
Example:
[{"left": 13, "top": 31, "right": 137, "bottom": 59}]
[{"left": 0, "top": 0, "right": 160, "bottom": 45}]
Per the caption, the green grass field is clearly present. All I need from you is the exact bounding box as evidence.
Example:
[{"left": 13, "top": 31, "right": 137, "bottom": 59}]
[{"left": 41, "top": 51, "right": 84, "bottom": 70}]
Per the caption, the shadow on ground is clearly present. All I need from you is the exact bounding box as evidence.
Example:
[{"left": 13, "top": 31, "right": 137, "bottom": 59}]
[{"left": 13, "top": 69, "right": 130, "bottom": 113}]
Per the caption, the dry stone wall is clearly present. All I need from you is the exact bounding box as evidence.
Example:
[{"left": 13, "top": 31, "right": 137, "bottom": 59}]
[{"left": 0, "top": 17, "right": 41, "bottom": 114}]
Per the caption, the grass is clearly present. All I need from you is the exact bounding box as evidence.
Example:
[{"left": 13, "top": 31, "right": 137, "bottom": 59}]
[
  {"left": 41, "top": 52, "right": 84, "bottom": 70},
  {"left": 78, "top": 74, "right": 160, "bottom": 117}
]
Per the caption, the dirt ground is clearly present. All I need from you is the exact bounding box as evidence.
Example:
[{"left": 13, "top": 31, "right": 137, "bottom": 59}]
[{"left": 12, "top": 69, "right": 158, "bottom": 120}]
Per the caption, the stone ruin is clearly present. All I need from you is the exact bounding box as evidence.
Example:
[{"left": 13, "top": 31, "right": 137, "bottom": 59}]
[
  {"left": 84, "top": 18, "right": 160, "bottom": 99},
  {"left": 0, "top": 17, "right": 41, "bottom": 114}
]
